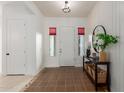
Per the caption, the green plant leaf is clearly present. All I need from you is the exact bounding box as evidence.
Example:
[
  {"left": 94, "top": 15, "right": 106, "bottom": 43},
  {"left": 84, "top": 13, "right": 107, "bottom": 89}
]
[{"left": 95, "top": 33, "right": 119, "bottom": 51}]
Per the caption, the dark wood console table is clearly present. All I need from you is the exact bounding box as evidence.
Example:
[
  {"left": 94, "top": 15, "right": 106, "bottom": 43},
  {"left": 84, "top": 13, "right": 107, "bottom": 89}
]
[{"left": 83, "top": 56, "right": 110, "bottom": 91}]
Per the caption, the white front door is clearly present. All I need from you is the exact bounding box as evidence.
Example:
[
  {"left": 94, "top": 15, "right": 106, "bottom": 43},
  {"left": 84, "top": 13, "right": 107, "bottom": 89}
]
[
  {"left": 59, "top": 27, "right": 75, "bottom": 66},
  {"left": 6, "top": 19, "right": 26, "bottom": 75}
]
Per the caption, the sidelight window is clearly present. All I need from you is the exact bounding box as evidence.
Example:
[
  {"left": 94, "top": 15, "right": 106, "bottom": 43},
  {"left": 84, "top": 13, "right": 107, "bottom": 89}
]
[
  {"left": 78, "top": 27, "right": 85, "bottom": 56},
  {"left": 49, "top": 27, "right": 56, "bottom": 56}
]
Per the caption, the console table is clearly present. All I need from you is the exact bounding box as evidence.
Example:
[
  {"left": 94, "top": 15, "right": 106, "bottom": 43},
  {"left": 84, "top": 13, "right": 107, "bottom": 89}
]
[{"left": 83, "top": 56, "right": 110, "bottom": 91}]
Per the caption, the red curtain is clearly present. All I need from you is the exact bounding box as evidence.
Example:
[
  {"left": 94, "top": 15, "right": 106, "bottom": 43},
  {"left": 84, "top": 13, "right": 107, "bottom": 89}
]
[
  {"left": 49, "top": 27, "right": 56, "bottom": 35},
  {"left": 78, "top": 27, "right": 85, "bottom": 35}
]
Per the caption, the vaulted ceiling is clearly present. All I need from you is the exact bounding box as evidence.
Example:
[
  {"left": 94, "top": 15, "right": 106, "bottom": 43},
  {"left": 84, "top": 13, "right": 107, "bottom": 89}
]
[{"left": 34, "top": 1, "right": 97, "bottom": 17}]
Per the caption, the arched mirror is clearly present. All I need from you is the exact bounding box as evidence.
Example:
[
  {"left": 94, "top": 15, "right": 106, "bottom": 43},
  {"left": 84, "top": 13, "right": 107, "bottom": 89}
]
[{"left": 92, "top": 25, "right": 106, "bottom": 53}]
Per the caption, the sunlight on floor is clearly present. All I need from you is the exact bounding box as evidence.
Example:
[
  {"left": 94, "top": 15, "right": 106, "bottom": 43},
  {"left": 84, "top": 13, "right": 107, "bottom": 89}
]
[{"left": 0, "top": 76, "right": 33, "bottom": 92}]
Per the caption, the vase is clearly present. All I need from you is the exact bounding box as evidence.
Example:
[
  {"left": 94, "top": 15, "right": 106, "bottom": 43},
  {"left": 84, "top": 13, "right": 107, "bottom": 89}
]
[{"left": 99, "top": 50, "right": 107, "bottom": 62}]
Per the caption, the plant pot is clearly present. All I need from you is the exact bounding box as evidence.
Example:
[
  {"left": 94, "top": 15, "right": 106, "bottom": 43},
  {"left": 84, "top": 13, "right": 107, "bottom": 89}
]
[{"left": 99, "top": 51, "right": 107, "bottom": 62}]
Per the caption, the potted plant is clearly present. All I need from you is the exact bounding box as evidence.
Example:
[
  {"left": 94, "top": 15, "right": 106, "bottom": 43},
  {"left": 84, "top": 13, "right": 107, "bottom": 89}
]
[{"left": 95, "top": 33, "right": 119, "bottom": 62}]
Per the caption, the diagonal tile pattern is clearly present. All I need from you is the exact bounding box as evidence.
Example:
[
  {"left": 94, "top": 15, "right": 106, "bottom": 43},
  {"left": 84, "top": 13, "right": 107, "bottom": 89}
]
[{"left": 24, "top": 67, "right": 107, "bottom": 92}]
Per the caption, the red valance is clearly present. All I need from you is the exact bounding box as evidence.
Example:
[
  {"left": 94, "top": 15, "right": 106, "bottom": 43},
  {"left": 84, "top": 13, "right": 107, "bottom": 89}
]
[
  {"left": 49, "top": 27, "right": 56, "bottom": 35},
  {"left": 78, "top": 27, "right": 85, "bottom": 35}
]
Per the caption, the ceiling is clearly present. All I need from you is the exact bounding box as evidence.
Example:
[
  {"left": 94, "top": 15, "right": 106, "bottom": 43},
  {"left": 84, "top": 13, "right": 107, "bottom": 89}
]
[{"left": 34, "top": 1, "right": 97, "bottom": 17}]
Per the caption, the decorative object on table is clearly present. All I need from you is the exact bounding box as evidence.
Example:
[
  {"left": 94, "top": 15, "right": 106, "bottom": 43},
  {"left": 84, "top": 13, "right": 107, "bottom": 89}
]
[
  {"left": 99, "top": 50, "right": 107, "bottom": 62},
  {"left": 96, "top": 33, "right": 119, "bottom": 61},
  {"left": 92, "top": 53, "right": 96, "bottom": 57},
  {"left": 86, "top": 48, "right": 91, "bottom": 58},
  {"left": 92, "top": 53, "right": 99, "bottom": 62},
  {"left": 86, "top": 45, "right": 91, "bottom": 58},
  {"left": 92, "top": 25, "right": 119, "bottom": 62}
]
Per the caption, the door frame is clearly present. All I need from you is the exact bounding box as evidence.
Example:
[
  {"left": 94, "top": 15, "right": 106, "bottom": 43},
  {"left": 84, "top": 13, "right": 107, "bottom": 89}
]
[{"left": 58, "top": 26, "right": 76, "bottom": 67}]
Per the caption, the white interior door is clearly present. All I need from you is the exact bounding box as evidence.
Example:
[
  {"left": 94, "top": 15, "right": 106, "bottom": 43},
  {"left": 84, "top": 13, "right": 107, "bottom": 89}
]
[
  {"left": 6, "top": 19, "right": 26, "bottom": 75},
  {"left": 59, "top": 27, "right": 75, "bottom": 66}
]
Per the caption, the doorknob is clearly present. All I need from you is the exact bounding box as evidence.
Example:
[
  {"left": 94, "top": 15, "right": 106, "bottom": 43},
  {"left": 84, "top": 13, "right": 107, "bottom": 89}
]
[{"left": 6, "top": 53, "right": 10, "bottom": 55}]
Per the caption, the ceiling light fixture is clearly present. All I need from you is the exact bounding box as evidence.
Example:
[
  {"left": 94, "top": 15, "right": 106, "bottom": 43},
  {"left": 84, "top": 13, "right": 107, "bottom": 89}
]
[{"left": 62, "top": 1, "right": 71, "bottom": 13}]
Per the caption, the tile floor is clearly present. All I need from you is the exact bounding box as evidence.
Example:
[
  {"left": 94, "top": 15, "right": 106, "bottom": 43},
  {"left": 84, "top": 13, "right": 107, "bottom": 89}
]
[
  {"left": 0, "top": 75, "right": 33, "bottom": 92},
  {"left": 24, "top": 67, "right": 107, "bottom": 92}
]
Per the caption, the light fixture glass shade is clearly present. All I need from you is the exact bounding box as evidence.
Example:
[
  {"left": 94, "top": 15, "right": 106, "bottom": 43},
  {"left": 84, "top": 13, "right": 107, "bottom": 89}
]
[
  {"left": 62, "top": 7, "right": 71, "bottom": 13},
  {"left": 62, "top": 1, "right": 71, "bottom": 13}
]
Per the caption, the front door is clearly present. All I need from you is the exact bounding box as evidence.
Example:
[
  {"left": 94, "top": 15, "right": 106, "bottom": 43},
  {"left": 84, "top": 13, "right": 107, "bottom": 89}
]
[
  {"left": 59, "top": 27, "right": 75, "bottom": 66},
  {"left": 6, "top": 19, "right": 26, "bottom": 75}
]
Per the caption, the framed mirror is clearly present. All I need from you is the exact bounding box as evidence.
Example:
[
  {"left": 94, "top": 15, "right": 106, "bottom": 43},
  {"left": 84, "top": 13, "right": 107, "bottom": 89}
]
[{"left": 92, "top": 25, "right": 106, "bottom": 53}]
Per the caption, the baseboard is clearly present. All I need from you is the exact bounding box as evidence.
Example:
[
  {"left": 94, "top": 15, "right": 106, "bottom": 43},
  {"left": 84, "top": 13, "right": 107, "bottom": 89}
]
[
  {"left": 33, "top": 65, "right": 45, "bottom": 76},
  {"left": 45, "top": 65, "right": 59, "bottom": 68},
  {"left": 75, "top": 65, "right": 83, "bottom": 67},
  {"left": 0, "top": 73, "right": 8, "bottom": 76},
  {"left": 20, "top": 66, "right": 45, "bottom": 92}
]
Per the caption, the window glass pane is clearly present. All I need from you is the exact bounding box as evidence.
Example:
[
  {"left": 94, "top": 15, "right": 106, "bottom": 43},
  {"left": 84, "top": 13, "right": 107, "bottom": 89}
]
[
  {"left": 78, "top": 35, "right": 84, "bottom": 56},
  {"left": 49, "top": 36, "right": 55, "bottom": 56},
  {"left": 88, "top": 34, "right": 92, "bottom": 48}
]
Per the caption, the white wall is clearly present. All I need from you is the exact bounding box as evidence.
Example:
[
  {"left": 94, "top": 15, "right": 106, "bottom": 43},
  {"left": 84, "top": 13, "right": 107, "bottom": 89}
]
[
  {"left": 35, "top": 16, "right": 44, "bottom": 73},
  {"left": 0, "top": 4, "right": 3, "bottom": 75},
  {"left": 87, "top": 1, "right": 124, "bottom": 91},
  {"left": 44, "top": 17, "right": 87, "bottom": 67},
  {"left": 2, "top": 1, "right": 44, "bottom": 75},
  {"left": 116, "top": 2, "right": 124, "bottom": 91}
]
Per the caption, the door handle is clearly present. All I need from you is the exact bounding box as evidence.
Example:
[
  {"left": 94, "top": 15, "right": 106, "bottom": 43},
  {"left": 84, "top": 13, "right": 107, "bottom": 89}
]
[{"left": 6, "top": 53, "right": 10, "bottom": 55}]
